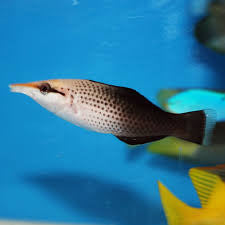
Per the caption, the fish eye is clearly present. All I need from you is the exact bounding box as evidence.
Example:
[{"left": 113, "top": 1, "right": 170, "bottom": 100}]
[{"left": 40, "top": 83, "right": 51, "bottom": 95}]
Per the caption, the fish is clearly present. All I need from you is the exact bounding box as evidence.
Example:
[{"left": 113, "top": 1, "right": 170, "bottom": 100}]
[
  {"left": 147, "top": 135, "right": 225, "bottom": 164},
  {"left": 157, "top": 88, "right": 225, "bottom": 121},
  {"left": 158, "top": 164, "right": 225, "bottom": 225},
  {"left": 9, "top": 79, "right": 216, "bottom": 145},
  {"left": 194, "top": 0, "right": 225, "bottom": 53}
]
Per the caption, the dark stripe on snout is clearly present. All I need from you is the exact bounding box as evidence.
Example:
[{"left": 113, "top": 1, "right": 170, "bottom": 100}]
[{"left": 50, "top": 88, "right": 65, "bottom": 96}]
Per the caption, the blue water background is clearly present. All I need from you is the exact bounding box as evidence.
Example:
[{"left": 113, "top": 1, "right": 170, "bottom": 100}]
[{"left": 2, "top": 0, "right": 225, "bottom": 224}]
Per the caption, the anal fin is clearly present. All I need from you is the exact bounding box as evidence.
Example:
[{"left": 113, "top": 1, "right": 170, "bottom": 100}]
[{"left": 115, "top": 135, "right": 166, "bottom": 145}]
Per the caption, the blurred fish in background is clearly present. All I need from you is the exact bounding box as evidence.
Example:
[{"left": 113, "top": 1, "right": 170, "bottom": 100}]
[
  {"left": 158, "top": 164, "right": 225, "bottom": 225},
  {"left": 194, "top": 0, "right": 225, "bottom": 53},
  {"left": 148, "top": 134, "right": 225, "bottom": 164},
  {"left": 147, "top": 88, "right": 225, "bottom": 164},
  {"left": 157, "top": 89, "right": 225, "bottom": 121}
]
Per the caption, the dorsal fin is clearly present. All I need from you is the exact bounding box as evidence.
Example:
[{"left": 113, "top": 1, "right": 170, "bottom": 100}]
[
  {"left": 88, "top": 80, "right": 159, "bottom": 109},
  {"left": 189, "top": 166, "right": 225, "bottom": 208}
]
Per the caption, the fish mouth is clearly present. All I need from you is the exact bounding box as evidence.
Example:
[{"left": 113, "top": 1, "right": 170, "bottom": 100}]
[{"left": 9, "top": 82, "right": 39, "bottom": 94}]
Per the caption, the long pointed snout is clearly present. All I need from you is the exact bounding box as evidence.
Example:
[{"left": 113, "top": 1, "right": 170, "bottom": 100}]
[
  {"left": 10, "top": 82, "right": 39, "bottom": 88},
  {"left": 9, "top": 82, "right": 40, "bottom": 93}
]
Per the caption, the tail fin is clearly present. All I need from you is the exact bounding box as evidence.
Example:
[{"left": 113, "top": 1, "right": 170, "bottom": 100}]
[
  {"left": 177, "top": 109, "right": 216, "bottom": 145},
  {"left": 158, "top": 181, "right": 198, "bottom": 225}
]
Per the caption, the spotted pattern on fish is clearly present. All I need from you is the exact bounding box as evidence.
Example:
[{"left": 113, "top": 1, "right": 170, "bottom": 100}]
[
  {"left": 54, "top": 80, "right": 182, "bottom": 137},
  {"left": 10, "top": 79, "right": 215, "bottom": 145}
]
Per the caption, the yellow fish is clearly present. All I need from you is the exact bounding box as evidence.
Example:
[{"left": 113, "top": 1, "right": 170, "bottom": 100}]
[
  {"left": 158, "top": 164, "right": 225, "bottom": 225},
  {"left": 147, "top": 135, "right": 225, "bottom": 164}
]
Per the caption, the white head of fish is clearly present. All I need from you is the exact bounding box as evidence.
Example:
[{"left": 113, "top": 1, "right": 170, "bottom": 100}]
[{"left": 9, "top": 80, "right": 86, "bottom": 128}]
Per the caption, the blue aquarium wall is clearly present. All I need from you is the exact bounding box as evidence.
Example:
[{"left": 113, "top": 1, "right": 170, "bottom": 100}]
[{"left": 1, "top": 0, "right": 225, "bottom": 225}]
